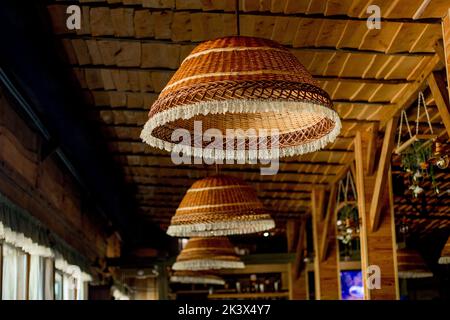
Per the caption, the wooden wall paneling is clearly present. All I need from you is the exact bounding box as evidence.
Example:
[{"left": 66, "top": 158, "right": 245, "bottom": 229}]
[{"left": 311, "top": 187, "right": 340, "bottom": 300}]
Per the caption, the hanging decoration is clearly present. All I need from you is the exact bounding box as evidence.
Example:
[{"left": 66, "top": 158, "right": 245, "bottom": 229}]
[
  {"left": 335, "top": 172, "right": 361, "bottom": 260},
  {"left": 438, "top": 236, "right": 450, "bottom": 265},
  {"left": 397, "top": 247, "right": 433, "bottom": 279},
  {"left": 170, "top": 270, "right": 225, "bottom": 285},
  {"left": 395, "top": 92, "right": 447, "bottom": 197},
  {"left": 140, "top": 36, "right": 341, "bottom": 162},
  {"left": 172, "top": 237, "right": 244, "bottom": 271},
  {"left": 167, "top": 175, "right": 275, "bottom": 237}
]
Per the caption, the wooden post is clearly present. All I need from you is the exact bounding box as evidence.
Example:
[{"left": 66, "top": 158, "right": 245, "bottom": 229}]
[
  {"left": 311, "top": 187, "right": 340, "bottom": 300},
  {"left": 354, "top": 127, "right": 400, "bottom": 300},
  {"left": 287, "top": 219, "right": 307, "bottom": 300},
  {"left": 442, "top": 9, "right": 450, "bottom": 101}
]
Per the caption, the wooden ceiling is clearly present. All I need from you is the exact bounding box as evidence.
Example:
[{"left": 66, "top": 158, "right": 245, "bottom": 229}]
[{"left": 45, "top": 0, "right": 450, "bottom": 236}]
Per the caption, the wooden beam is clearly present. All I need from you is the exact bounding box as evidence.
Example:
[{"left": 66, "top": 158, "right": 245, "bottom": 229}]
[
  {"left": 428, "top": 71, "right": 450, "bottom": 140},
  {"left": 369, "top": 117, "right": 398, "bottom": 232},
  {"left": 355, "top": 131, "right": 400, "bottom": 300},
  {"left": 319, "top": 184, "right": 337, "bottom": 262},
  {"left": 443, "top": 10, "right": 450, "bottom": 101},
  {"left": 294, "top": 221, "right": 306, "bottom": 278},
  {"left": 286, "top": 220, "right": 299, "bottom": 254},
  {"left": 354, "top": 131, "right": 370, "bottom": 300},
  {"left": 311, "top": 187, "right": 339, "bottom": 300},
  {"left": 433, "top": 39, "right": 446, "bottom": 64},
  {"left": 366, "top": 123, "right": 379, "bottom": 175}
]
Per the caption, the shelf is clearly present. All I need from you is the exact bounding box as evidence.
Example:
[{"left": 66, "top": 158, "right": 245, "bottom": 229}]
[{"left": 208, "top": 292, "right": 289, "bottom": 299}]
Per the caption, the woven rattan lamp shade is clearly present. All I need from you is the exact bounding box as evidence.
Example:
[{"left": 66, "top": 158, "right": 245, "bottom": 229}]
[
  {"left": 167, "top": 175, "right": 274, "bottom": 237},
  {"left": 170, "top": 270, "right": 225, "bottom": 285},
  {"left": 438, "top": 236, "right": 450, "bottom": 264},
  {"left": 397, "top": 248, "right": 433, "bottom": 279},
  {"left": 141, "top": 36, "right": 341, "bottom": 161},
  {"left": 173, "top": 237, "right": 244, "bottom": 271}
]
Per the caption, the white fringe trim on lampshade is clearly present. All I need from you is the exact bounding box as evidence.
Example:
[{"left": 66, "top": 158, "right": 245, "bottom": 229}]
[
  {"left": 141, "top": 99, "right": 342, "bottom": 162},
  {"left": 167, "top": 218, "right": 275, "bottom": 237},
  {"left": 398, "top": 271, "right": 434, "bottom": 279},
  {"left": 173, "top": 259, "right": 245, "bottom": 271},
  {"left": 438, "top": 256, "right": 450, "bottom": 265},
  {"left": 170, "top": 276, "right": 225, "bottom": 285}
]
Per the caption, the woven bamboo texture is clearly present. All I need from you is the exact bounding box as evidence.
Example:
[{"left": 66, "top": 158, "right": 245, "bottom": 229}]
[
  {"left": 170, "top": 270, "right": 225, "bottom": 285},
  {"left": 167, "top": 175, "right": 275, "bottom": 237},
  {"left": 176, "top": 237, "right": 240, "bottom": 262},
  {"left": 141, "top": 36, "right": 341, "bottom": 159},
  {"left": 173, "top": 237, "right": 244, "bottom": 271},
  {"left": 439, "top": 236, "right": 450, "bottom": 264}
]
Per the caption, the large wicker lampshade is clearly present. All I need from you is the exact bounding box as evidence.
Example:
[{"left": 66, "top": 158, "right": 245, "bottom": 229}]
[
  {"left": 438, "top": 236, "right": 450, "bottom": 264},
  {"left": 167, "top": 175, "right": 275, "bottom": 237},
  {"left": 141, "top": 36, "right": 341, "bottom": 161},
  {"left": 170, "top": 270, "right": 225, "bottom": 285},
  {"left": 173, "top": 237, "right": 244, "bottom": 271},
  {"left": 397, "top": 248, "right": 433, "bottom": 279}
]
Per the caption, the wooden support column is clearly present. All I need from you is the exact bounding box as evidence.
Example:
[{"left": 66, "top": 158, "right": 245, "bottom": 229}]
[
  {"left": 354, "top": 124, "right": 400, "bottom": 300},
  {"left": 428, "top": 71, "right": 450, "bottom": 140},
  {"left": 311, "top": 187, "right": 339, "bottom": 300},
  {"left": 287, "top": 219, "right": 307, "bottom": 300},
  {"left": 443, "top": 9, "right": 450, "bottom": 101}
]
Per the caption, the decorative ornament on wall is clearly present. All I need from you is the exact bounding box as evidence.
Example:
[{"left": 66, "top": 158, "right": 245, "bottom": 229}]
[{"left": 167, "top": 175, "right": 275, "bottom": 237}]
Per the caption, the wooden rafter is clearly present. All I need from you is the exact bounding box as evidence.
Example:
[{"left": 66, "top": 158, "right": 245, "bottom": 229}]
[
  {"left": 428, "top": 71, "right": 450, "bottom": 140},
  {"left": 369, "top": 117, "right": 398, "bottom": 231}
]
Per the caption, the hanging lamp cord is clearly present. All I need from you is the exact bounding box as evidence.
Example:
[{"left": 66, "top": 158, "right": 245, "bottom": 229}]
[{"left": 235, "top": 0, "right": 241, "bottom": 36}]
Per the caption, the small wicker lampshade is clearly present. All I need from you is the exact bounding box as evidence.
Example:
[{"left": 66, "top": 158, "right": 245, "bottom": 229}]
[
  {"left": 170, "top": 270, "right": 225, "bottom": 285},
  {"left": 167, "top": 175, "right": 275, "bottom": 237},
  {"left": 173, "top": 237, "right": 244, "bottom": 271},
  {"left": 397, "top": 248, "right": 433, "bottom": 279},
  {"left": 438, "top": 236, "right": 450, "bottom": 264},
  {"left": 141, "top": 36, "right": 341, "bottom": 161}
]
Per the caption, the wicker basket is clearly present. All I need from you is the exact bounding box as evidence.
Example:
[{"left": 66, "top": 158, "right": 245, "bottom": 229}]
[
  {"left": 173, "top": 237, "right": 244, "bottom": 271},
  {"left": 438, "top": 236, "right": 450, "bottom": 264},
  {"left": 141, "top": 36, "right": 340, "bottom": 162},
  {"left": 170, "top": 270, "right": 225, "bottom": 285},
  {"left": 167, "top": 175, "right": 275, "bottom": 237},
  {"left": 397, "top": 248, "right": 433, "bottom": 279}
]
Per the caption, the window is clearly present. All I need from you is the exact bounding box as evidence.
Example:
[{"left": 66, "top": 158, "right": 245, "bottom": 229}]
[{"left": 54, "top": 271, "right": 63, "bottom": 300}]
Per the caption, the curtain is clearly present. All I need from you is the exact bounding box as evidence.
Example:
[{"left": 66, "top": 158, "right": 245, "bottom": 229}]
[
  {"left": 44, "top": 258, "right": 54, "bottom": 300},
  {"left": 1, "top": 243, "right": 27, "bottom": 300},
  {"left": 29, "top": 255, "right": 44, "bottom": 300},
  {"left": 2, "top": 243, "right": 18, "bottom": 300}
]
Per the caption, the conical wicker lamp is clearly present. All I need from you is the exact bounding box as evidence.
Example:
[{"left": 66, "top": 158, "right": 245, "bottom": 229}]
[
  {"left": 397, "top": 248, "right": 433, "bottom": 279},
  {"left": 141, "top": 36, "right": 341, "bottom": 161},
  {"left": 170, "top": 270, "right": 225, "bottom": 285},
  {"left": 167, "top": 175, "right": 275, "bottom": 237},
  {"left": 173, "top": 237, "right": 244, "bottom": 271},
  {"left": 438, "top": 236, "right": 450, "bottom": 264}
]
